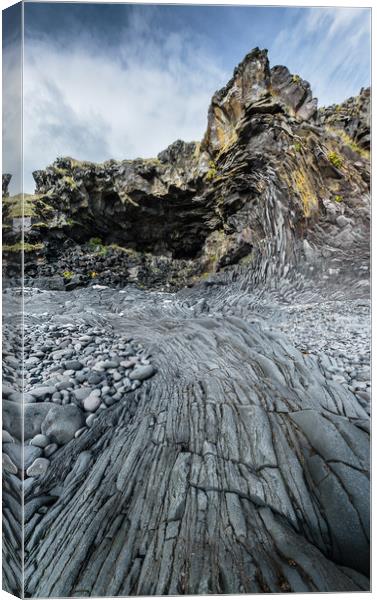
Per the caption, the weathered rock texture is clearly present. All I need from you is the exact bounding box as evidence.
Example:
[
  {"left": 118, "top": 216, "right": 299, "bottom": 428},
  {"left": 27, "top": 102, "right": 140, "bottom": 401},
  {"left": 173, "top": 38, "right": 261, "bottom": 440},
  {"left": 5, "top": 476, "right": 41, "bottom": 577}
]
[
  {"left": 2, "top": 48, "right": 370, "bottom": 293},
  {"left": 318, "top": 87, "right": 370, "bottom": 149},
  {"left": 2, "top": 48, "right": 370, "bottom": 596}
]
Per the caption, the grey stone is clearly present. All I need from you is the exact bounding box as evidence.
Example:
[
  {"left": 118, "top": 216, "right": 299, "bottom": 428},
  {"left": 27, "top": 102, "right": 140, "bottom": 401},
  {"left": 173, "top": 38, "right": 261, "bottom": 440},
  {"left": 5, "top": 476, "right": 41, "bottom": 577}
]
[
  {"left": 64, "top": 360, "right": 84, "bottom": 371},
  {"left": 3, "top": 453, "right": 18, "bottom": 474},
  {"left": 73, "top": 387, "right": 92, "bottom": 402},
  {"left": 44, "top": 443, "right": 58, "bottom": 457},
  {"left": 26, "top": 457, "right": 50, "bottom": 477},
  {"left": 30, "top": 386, "right": 56, "bottom": 400},
  {"left": 30, "top": 434, "right": 50, "bottom": 449},
  {"left": 129, "top": 365, "right": 157, "bottom": 381},
  {"left": 86, "top": 414, "right": 96, "bottom": 427},
  {"left": 83, "top": 392, "right": 102, "bottom": 412},
  {"left": 41, "top": 404, "right": 85, "bottom": 445}
]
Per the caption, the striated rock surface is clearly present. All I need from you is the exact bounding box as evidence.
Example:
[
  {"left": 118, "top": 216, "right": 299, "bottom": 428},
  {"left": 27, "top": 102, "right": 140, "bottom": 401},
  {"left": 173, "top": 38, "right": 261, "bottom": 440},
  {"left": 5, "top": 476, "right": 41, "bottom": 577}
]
[{"left": 2, "top": 47, "right": 370, "bottom": 596}]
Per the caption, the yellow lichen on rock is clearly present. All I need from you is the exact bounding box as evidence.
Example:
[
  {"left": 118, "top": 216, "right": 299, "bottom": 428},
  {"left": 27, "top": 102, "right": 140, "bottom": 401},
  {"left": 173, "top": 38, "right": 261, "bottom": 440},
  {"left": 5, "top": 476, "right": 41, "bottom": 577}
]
[{"left": 292, "top": 168, "right": 318, "bottom": 218}]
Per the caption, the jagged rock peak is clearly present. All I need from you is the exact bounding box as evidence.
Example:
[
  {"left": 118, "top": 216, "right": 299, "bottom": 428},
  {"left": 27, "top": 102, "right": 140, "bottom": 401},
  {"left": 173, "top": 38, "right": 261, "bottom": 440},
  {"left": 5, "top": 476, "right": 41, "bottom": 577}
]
[{"left": 202, "top": 47, "right": 318, "bottom": 155}]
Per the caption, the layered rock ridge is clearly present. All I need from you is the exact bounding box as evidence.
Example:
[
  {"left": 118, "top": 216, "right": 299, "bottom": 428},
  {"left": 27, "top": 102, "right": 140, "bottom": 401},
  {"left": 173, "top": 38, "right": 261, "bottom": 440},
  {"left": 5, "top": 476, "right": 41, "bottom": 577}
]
[{"left": 2, "top": 47, "right": 370, "bottom": 292}]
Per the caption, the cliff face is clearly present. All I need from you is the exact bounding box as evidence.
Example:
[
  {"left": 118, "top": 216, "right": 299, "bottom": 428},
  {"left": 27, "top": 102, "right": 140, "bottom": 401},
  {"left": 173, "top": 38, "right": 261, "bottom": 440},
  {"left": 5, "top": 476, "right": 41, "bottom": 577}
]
[{"left": 3, "top": 47, "right": 369, "bottom": 293}]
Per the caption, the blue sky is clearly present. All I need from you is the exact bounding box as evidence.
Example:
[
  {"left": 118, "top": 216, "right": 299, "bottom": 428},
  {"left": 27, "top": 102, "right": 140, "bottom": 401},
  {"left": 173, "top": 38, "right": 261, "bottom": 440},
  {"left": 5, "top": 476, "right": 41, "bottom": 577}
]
[{"left": 3, "top": 4, "right": 371, "bottom": 192}]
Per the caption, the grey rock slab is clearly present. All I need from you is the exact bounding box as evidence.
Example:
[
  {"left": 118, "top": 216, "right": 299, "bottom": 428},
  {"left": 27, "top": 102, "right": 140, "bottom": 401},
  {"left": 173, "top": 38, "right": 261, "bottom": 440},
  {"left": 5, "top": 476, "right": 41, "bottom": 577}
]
[{"left": 289, "top": 409, "right": 364, "bottom": 469}]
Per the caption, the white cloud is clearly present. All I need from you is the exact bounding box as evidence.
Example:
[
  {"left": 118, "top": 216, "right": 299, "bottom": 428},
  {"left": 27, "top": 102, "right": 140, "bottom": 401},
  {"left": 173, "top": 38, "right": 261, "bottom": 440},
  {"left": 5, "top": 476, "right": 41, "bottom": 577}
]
[
  {"left": 2, "top": 39, "right": 22, "bottom": 194},
  {"left": 23, "top": 16, "right": 226, "bottom": 192}
]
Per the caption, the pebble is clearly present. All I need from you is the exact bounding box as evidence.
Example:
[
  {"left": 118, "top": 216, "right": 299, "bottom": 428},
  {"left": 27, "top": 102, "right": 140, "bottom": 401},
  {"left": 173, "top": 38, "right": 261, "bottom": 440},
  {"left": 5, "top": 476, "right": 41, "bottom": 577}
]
[
  {"left": 24, "top": 445, "right": 43, "bottom": 469},
  {"left": 9, "top": 320, "right": 157, "bottom": 486},
  {"left": 26, "top": 457, "right": 50, "bottom": 477},
  {"left": 44, "top": 443, "right": 58, "bottom": 457},
  {"left": 86, "top": 414, "right": 96, "bottom": 427},
  {"left": 129, "top": 365, "right": 157, "bottom": 381},
  {"left": 56, "top": 380, "right": 73, "bottom": 391},
  {"left": 73, "top": 387, "right": 92, "bottom": 402},
  {"left": 30, "top": 386, "right": 56, "bottom": 400},
  {"left": 3, "top": 453, "right": 17, "bottom": 474},
  {"left": 30, "top": 434, "right": 50, "bottom": 449},
  {"left": 87, "top": 373, "right": 103, "bottom": 385},
  {"left": 83, "top": 392, "right": 102, "bottom": 412},
  {"left": 64, "top": 360, "right": 84, "bottom": 371}
]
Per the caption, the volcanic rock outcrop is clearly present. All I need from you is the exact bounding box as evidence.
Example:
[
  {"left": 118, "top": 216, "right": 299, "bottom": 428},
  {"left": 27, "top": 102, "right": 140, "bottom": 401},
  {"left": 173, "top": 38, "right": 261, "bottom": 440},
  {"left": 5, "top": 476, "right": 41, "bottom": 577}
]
[
  {"left": 2, "top": 48, "right": 370, "bottom": 292},
  {"left": 2, "top": 48, "right": 370, "bottom": 596}
]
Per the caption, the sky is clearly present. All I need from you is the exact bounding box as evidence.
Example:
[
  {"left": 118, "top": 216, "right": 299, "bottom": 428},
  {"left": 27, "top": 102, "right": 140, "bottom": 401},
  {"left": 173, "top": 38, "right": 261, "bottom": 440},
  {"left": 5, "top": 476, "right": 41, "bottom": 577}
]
[{"left": 2, "top": 3, "right": 371, "bottom": 193}]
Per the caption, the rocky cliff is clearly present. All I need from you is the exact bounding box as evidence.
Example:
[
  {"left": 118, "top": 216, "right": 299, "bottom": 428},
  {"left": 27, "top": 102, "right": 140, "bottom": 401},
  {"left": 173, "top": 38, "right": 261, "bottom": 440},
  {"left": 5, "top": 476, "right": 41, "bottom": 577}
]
[
  {"left": 2, "top": 48, "right": 370, "bottom": 596},
  {"left": 2, "top": 47, "right": 370, "bottom": 293}
]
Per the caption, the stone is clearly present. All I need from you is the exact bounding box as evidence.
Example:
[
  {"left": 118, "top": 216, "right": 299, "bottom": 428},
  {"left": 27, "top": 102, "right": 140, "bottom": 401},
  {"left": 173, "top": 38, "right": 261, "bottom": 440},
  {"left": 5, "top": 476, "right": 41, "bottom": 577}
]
[
  {"left": 87, "top": 373, "right": 103, "bottom": 385},
  {"left": 86, "top": 414, "right": 96, "bottom": 427},
  {"left": 129, "top": 365, "right": 157, "bottom": 381},
  {"left": 44, "top": 443, "right": 58, "bottom": 458},
  {"left": 56, "top": 380, "right": 73, "bottom": 391},
  {"left": 74, "top": 427, "right": 87, "bottom": 438},
  {"left": 73, "top": 387, "right": 92, "bottom": 402},
  {"left": 26, "top": 458, "right": 50, "bottom": 477},
  {"left": 29, "top": 386, "right": 56, "bottom": 400},
  {"left": 64, "top": 360, "right": 84, "bottom": 371},
  {"left": 41, "top": 404, "right": 85, "bottom": 445},
  {"left": 2, "top": 384, "right": 15, "bottom": 398},
  {"left": 30, "top": 434, "right": 50, "bottom": 449},
  {"left": 3, "top": 453, "right": 18, "bottom": 474},
  {"left": 83, "top": 392, "right": 102, "bottom": 412}
]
